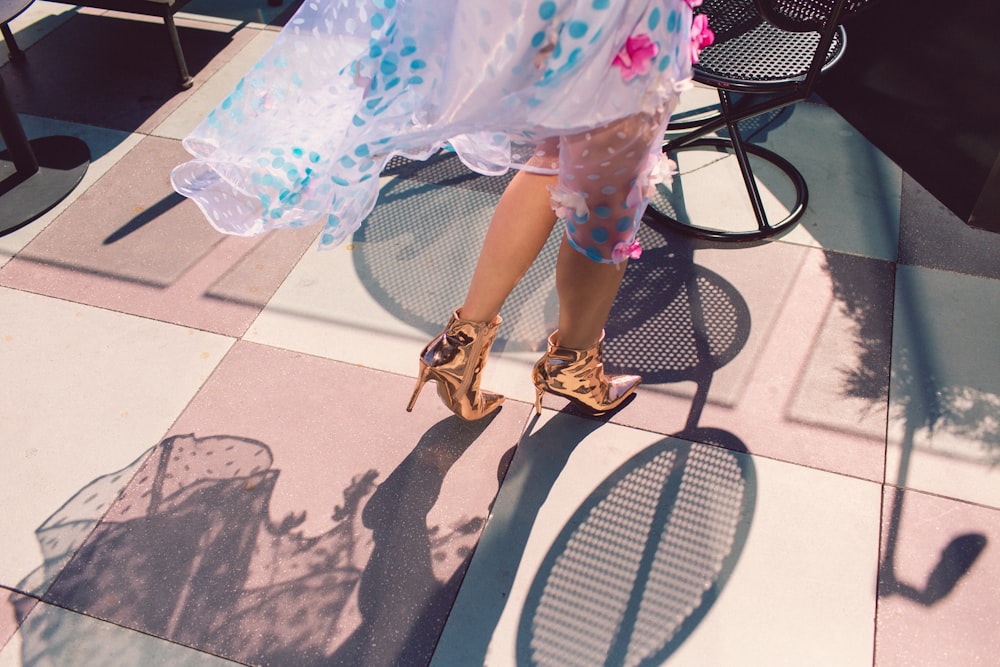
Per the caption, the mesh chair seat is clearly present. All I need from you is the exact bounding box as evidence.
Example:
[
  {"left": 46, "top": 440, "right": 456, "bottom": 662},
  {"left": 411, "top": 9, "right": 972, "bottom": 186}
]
[
  {"left": 646, "top": 0, "right": 877, "bottom": 242},
  {"left": 695, "top": 12, "right": 845, "bottom": 90}
]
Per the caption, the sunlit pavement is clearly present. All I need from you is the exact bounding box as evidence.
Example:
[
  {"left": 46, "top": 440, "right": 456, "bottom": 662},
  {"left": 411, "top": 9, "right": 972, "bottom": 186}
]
[{"left": 2, "top": 5, "right": 999, "bottom": 666}]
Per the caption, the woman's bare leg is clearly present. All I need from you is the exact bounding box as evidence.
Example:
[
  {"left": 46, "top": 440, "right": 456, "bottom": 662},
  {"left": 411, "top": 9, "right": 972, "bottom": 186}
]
[
  {"left": 459, "top": 169, "right": 558, "bottom": 322},
  {"left": 460, "top": 168, "right": 628, "bottom": 349},
  {"left": 460, "top": 163, "right": 630, "bottom": 346},
  {"left": 554, "top": 237, "right": 628, "bottom": 349}
]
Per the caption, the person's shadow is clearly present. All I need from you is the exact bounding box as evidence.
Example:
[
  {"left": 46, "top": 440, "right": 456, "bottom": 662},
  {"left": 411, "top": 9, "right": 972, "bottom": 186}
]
[
  {"left": 16, "top": 416, "right": 505, "bottom": 667},
  {"left": 330, "top": 414, "right": 503, "bottom": 666}
]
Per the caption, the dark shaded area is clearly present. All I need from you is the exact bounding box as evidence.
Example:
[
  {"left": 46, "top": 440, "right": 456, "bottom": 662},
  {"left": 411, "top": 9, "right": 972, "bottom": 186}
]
[
  {"left": 0, "top": 12, "right": 238, "bottom": 131},
  {"left": 0, "top": 134, "right": 90, "bottom": 236},
  {"left": 820, "top": 250, "right": 895, "bottom": 403},
  {"left": 818, "top": 0, "right": 1000, "bottom": 225}
]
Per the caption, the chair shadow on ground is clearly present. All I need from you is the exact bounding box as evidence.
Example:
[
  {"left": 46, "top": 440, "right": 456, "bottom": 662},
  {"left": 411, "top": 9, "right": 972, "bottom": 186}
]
[
  {"left": 422, "top": 212, "right": 758, "bottom": 663},
  {"left": 432, "top": 416, "right": 756, "bottom": 667},
  {"left": 354, "top": 152, "right": 752, "bottom": 391},
  {"left": 514, "top": 427, "right": 756, "bottom": 667},
  {"left": 503, "top": 246, "right": 757, "bottom": 663},
  {"left": 13, "top": 416, "right": 509, "bottom": 667}
]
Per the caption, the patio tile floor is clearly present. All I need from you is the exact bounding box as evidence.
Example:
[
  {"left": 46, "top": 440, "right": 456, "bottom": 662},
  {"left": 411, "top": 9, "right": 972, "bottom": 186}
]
[{"left": 2, "top": 4, "right": 998, "bottom": 665}]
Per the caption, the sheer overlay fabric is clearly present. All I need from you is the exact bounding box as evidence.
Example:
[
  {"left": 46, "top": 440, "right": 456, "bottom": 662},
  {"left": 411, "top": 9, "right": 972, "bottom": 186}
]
[{"left": 172, "top": 0, "right": 696, "bottom": 263}]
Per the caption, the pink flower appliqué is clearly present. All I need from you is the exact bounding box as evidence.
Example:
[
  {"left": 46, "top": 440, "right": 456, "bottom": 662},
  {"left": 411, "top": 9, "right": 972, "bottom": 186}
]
[
  {"left": 612, "top": 241, "right": 643, "bottom": 264},
  {"left": 690, "top": 14, "right": 714, "bottom": 64},
  {"left": 684, "top": 0, "right": 704, "bottom": 7},
  {"left": 613, "top": 33, "right": 659, "bottom": 82},
  {"left": 548, "top": 184, "right": 589, "bottom": 220}
]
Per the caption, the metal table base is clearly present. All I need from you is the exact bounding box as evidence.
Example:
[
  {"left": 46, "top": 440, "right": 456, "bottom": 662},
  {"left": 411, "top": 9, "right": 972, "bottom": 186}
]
[{"left": 0, "top": 71, "right": 89, "bottom": 235}]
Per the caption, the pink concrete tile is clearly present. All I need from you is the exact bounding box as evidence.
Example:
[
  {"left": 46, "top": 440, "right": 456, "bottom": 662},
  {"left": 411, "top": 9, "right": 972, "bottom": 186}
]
[
  {"left": 45, "top": 341, "right": 531, "bottom": 666},
  {"left": 876, "top": 488, "right": 1000, "bottom": 665},
  {"left": 0, "top": 136, "right": 316, "bottom": 336},
  {"left": 1, "top": 11, "right": 258, "bottom": 133},
  {"left": 604, "top": 230, "right": 893, "bottom": 481}
]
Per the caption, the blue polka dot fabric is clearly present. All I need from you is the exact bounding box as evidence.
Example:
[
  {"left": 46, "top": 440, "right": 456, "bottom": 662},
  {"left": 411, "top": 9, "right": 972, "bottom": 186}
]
[{"left": 172, "top": 0, "right": 695, "bottom": 262}]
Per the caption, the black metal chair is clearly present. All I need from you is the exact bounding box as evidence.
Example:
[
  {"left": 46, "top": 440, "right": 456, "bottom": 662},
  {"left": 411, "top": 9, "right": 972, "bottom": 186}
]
[{"left": 647, "top": 0, "right": 877, "bottom": 241}]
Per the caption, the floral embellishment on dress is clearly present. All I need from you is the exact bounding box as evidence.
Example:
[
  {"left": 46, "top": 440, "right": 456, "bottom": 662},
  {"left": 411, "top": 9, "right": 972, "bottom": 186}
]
[
  {"left": 612, "top": 241, "right": 643, "bottom": 263},
  {"left": 613, "top": 33, "right": 659, "bottom": 81},
  {"left": 627, "top": 152, "right": 678, "bottom": 213},
  {"left": 684, "top": 0, "right": 704, "bottom": 7},
  {"left": 548, "top": 184, "right": 589, "bottom": 219},
  {"left": 648, "top": 153, "right": 679, "bottom": 188},
  {"left": 690, "top": 14, "right": 715, "bottom": 64}
]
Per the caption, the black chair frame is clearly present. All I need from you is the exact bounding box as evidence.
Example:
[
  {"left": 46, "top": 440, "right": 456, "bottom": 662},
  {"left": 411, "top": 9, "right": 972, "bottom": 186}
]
[{"left": 651, "top": 0, "right": 860, "bottom": 242}]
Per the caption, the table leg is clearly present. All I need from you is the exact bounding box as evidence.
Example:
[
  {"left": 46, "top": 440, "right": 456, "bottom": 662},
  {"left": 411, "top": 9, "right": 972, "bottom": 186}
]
[{"left": 0, "top": 72, "right": 90, "bottom": 235}]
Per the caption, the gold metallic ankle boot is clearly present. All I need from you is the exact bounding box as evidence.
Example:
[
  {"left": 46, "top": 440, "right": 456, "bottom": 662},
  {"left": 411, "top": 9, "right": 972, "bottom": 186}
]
[
  {"left": 407, "top": 310, "right": 505, "bottom": 421},
  {"left": 531, "top": 330, "right": 641, "bottom": 415}
]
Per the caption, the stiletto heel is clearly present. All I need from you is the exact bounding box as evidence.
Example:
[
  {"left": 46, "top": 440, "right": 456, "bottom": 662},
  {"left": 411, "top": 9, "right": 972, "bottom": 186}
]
[
  {"left": 407, "top": 365, "right": 430, "bottom": 412},
  {"left": 531, "top": 330, "right": 641, "bottom": 415},
  {"left": 407, "top": 309, "right": 505, "bottom": 421}
]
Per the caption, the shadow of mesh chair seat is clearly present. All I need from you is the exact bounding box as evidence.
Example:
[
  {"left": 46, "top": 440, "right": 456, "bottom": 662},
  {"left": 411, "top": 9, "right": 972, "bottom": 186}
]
[{"left": 647, "top": 0, "right": 877, "bottom": 241}]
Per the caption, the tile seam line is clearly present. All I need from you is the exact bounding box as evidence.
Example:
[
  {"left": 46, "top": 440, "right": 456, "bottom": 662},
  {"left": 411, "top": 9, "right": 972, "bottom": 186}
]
[
  {"left": 871, "top": 479, "right": 887, "bottom": 667},
  {"left": 6, "top": 589, "right": 253, "bottom": 666},
  {"left": 229, "top": 339, "right": 895, "bottom": 486},
  {"left": 878, "top": 482, "right": 1000, "bottom": 513},
  {"left": 0, "top": 281, "right": 244, "bottom": 339}
]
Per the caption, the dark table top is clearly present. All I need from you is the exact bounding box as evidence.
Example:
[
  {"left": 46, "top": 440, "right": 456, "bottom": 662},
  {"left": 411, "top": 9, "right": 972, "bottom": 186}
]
[{"left": 0, "top": 0, "right": 34, "bottom": 26}]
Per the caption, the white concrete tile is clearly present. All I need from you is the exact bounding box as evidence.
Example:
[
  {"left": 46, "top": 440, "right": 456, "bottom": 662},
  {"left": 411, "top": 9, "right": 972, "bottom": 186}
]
[
  {"left": 243, "top": 232, "right": 435, "bottom": 371},
  {"left": 660, "top": 89, "right": 902, "bottom": 261},
  {"left": 762, "top": 101, "right": 902, "bottom": 261},
  {"left": 0, "top": 288, "right": 233, "bottom": 591},
  {"left": 243, "top": 182, "right": 559, "bottom": 408},
  {"left": 0, "top": 118, "right": 138, "bottom": 266},
  {"left": 152, "top": 28, "right": 278, "bottom": 141},
  {"left": 432, "top": 416, "right": 880, "bottom": 666},
  {"left": 886, "top": 265, "right": 1000, "bottom": 508}
]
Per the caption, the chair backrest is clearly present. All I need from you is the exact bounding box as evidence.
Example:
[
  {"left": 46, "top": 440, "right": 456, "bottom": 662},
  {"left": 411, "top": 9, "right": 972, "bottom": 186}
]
[
  {"left": 697, "top": 0, "right": 763, "bottom": 42},
  {"left": 756, "top": 0, "right": 876, "bottom": 32}
]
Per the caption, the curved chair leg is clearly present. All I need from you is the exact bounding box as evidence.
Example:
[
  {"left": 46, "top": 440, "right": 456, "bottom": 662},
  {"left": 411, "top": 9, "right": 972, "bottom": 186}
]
[{"left": 646, "top": 137, "right": 808, "bottom": 242}]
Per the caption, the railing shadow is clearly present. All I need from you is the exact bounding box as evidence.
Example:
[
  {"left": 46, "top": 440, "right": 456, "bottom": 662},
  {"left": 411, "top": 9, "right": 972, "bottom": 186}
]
[
  {"left": 603, "top": 225, "right": 751, "bottom": 431},
  {"left": 12, "top": 417, "right": 504, "bottom": 666},
  {"left": 103, "top": 192, "right": 188, "bottom": 245}
]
